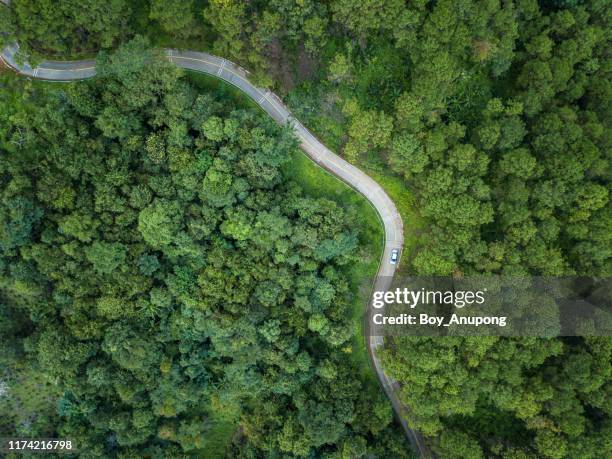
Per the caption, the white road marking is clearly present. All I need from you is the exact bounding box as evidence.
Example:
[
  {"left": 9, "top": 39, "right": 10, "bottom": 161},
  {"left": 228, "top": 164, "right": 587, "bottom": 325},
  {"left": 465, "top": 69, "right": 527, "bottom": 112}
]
[
  {"left": 257, "top": 89, "right": 268, "bottom": 104},
  {"left": 38, "top": 66, "right": 95, "bottom": 72}
]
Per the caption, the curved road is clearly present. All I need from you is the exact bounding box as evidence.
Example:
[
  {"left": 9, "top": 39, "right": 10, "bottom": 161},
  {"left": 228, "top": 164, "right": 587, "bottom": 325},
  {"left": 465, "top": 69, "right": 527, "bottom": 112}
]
[{"left": 1, "top": 37, "right": 430, "bottom": 457}]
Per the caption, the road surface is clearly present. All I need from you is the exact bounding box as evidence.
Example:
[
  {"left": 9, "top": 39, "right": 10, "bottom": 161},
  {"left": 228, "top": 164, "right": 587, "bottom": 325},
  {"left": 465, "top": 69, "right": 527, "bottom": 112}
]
[{"left": 1, "top": 36, "right": 431, "bottom": 457}]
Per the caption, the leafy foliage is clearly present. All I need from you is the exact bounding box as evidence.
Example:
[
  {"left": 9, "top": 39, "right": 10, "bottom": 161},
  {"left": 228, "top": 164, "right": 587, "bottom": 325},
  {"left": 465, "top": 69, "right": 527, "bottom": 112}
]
[
  {"left": 1, "top": 1, "right": 611, "bottom": 457},
  {"left": 0, "top": 41, "right": 407, "bottom": 457},
  {"left": 194, "top": 0, "right": 612, "bottom": 457}
]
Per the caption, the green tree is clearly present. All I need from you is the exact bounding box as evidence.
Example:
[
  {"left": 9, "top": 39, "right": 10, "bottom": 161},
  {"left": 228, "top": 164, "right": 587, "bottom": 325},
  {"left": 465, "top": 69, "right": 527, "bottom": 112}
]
[{"left": 149, "top": 0, "right": 195, "bottom": 37}]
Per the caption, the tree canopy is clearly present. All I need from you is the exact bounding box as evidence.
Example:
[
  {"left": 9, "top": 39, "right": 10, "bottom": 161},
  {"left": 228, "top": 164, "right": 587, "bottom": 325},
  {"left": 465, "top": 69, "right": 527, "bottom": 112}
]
[
  {"left": 1, "top": 0, "right": 610, "bottom": 457},
  {"left": 0, "top": 40, "right": 408, "bottom": 457}
]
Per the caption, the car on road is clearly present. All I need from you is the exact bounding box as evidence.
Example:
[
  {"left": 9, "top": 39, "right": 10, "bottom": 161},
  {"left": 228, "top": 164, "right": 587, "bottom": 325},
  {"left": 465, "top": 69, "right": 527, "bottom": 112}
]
[{"left": 390, "top": 249, "right": 399, "bottom": 264}]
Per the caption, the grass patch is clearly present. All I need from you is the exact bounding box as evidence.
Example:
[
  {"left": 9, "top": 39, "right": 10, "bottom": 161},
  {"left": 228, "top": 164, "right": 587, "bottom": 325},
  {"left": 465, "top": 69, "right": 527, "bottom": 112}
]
[{"left": 192, "top": 404, "right": 240, "bottom": 459}]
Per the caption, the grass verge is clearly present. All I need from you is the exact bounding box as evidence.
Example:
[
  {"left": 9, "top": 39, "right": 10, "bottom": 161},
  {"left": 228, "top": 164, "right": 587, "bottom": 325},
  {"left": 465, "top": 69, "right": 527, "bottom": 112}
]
[{"left": 365, "top": 169, "right": 425, "bottom": 270}]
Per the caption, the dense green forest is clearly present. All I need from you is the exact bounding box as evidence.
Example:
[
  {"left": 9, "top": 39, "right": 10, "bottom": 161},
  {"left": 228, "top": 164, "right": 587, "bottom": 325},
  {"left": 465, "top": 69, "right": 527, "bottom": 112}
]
[
  {"left": 1, "top": 0, "right": 611, "bottom": 458},
  {"left": 0, "top": 41, "right": 411, "bottom": 457}
]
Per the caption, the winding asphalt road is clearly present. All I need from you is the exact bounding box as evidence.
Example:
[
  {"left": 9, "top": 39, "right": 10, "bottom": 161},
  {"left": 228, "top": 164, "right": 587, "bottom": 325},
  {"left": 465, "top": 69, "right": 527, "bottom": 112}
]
[{"left": 1, "top": 34, "right": 430, "bottom": 457}]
